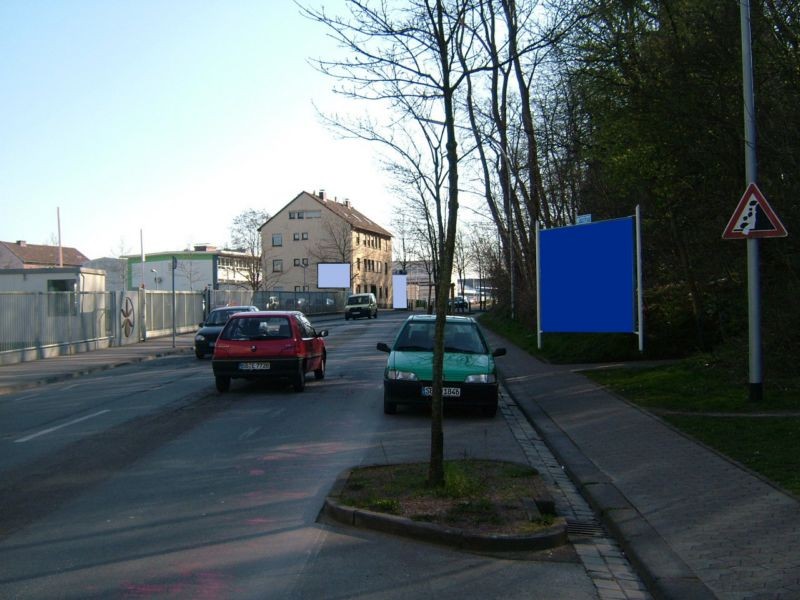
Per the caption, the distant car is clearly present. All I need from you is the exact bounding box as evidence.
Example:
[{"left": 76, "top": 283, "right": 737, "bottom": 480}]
[
  {"left": 449, "top": 296, "right": 470, "bottom": 313},
  {"left": 345, "top": 293, "right": 377, "bottom": 320},
  {"left": 377, "top": 314, "right": 506, "bottom": 417},
  {"left": 194, "top": 305, "right": 259, "bottom": 358},
  {"left": 212, "top": 311, "right": 328, "bottom": 393}
]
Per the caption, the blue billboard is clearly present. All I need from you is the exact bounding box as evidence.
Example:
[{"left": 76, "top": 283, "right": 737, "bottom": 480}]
[{"left": 539, "top": 216, "right": 636, "bottom": 333}]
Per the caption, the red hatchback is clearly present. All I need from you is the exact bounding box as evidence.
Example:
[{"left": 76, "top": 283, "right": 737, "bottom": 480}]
[{"left": 212, "top": 311, "right": 328, "bottom": 393}]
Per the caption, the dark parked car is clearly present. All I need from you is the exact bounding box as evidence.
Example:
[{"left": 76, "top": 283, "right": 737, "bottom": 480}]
[
  {"left": 377, "top": 314, "right": 505, "bottom": 417},
  {"left": 194, "top": 305, "right": 259, "bottom": 358},
  {"left": 212, "top": 311, "right": 328, "bottom": 393},
  {"left": 449, "top": 296, "right": 471, "bottom": 313}
]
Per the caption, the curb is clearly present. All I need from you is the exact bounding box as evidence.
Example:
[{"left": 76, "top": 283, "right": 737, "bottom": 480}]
[
  {"left": 321, "top": 466, "right": 568, "bottom": 553},
  {"left": 502, "top": 379, "right": 717, "bottom": 600}
]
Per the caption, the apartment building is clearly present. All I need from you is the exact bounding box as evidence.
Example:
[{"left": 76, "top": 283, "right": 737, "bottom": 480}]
[{"left": 258, "top": 191, "right": 393, "bottom": 304}]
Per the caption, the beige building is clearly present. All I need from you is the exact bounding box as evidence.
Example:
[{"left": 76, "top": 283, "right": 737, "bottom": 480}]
[{"left": 258, "top": 191, "right": 394, "bottom": 304}]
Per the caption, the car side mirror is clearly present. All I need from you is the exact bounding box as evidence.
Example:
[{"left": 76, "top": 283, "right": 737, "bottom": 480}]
[
  {"left": 376, "top": 342, "right": 391, "bottom": 353},
  {"left": 199, "top": 322, "right": 205, "bottom": 327},
  {"left": 492, "top": 347, "right": 507, "bottom": 357}
]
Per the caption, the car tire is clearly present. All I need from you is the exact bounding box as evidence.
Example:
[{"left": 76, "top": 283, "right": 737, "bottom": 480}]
[
  {"left": 345, "top": 314, "right": 349, "bottom": 320},
  {"left": 215, "top": 376, "right": 230, "bottom": 393},
  {"left": 314, "top": 356, "right": 326, "bottom": 380},
  {"left": 195, "top": 350, "right": 204, "bottom": 359},
  {"left": 482, "top": 403, "right": 498, "bottom": 418},
  {"left": 383, "top": 388, "right": 397, "bottom": 415},
  {"left": 293, "top": 363, "right": 306, "bottom": 392}
]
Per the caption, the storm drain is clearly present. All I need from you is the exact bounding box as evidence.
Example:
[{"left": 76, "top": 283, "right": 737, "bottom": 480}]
[{"left": 566, "top": 519, "right": 606, "bottom": 537}]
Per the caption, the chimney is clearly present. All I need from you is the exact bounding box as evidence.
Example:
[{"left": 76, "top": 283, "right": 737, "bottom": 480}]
[
  {"left": 318, "top": 189, "right": 327, "bottom": 201},
  {"left": 343, "top": 199, "right": 351, "bottom": 208},
  {"left": 16, "top": 240, "right": 27, "bottom": 247}
]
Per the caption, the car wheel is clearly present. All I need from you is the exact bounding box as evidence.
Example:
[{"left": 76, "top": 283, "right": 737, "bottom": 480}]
[
  {"left": 195, "top": 350, "right": 204, "bottom": 359},
  {"left": 383, "top": 388, "right": 397, "bottom": 415},
  {"left": 374, "top": 310, "right": 378, "bottom": 318},
  {"left": 482, "top": 403, "right": 498, "bottom": 418},
  {"left": 345, "top": 314, "right": 349, "bottom": 320},
  {"left": 314, "top": 356, "right": 326, "bottom": 380},
  {"left": 293, "top": 363, "right": 306, "bottom": 392},
  {"left": 215, "top": 376, "right": 230, "bottom": 393}
]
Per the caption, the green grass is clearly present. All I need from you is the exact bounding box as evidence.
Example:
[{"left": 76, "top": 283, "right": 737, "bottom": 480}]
[{"left": 663, "top": 416, "right": 800, "bottom": 495}]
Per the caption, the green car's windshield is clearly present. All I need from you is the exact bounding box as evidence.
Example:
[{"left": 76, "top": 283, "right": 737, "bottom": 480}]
[{"left": 394, "top": 322, "right": 487, "bottom": 354}]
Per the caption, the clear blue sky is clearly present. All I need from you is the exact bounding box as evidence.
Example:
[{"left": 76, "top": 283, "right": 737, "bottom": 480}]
[{"left": 0, "top": 0, "right": 397, "bottom": 259}]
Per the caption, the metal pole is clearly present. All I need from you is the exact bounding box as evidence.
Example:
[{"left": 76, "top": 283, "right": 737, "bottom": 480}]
[
  {"left": 740, "top": 0, "right": 762, "bottom": 402},
  {"left": 171, "top": 256, "right": 176, "bottom": 348},
  {"left": 535, "top": 220, "right": 542, "bottom": 350},
  {"left": 635, "top": 205, "right": 644, "bottom": 353}
]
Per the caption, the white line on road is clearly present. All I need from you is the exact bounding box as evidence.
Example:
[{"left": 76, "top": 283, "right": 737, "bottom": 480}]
[{"left": 14, "top": 410, "right": 111, "bottom": 443}]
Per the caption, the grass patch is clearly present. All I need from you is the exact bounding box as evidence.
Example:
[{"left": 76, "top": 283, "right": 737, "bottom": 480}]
[
  {"left": 663, "top": 416, "right": 800, "bottom": 496},
  {"left": 478, "top": 311, "right": 641, "bottom": 363},
  {"left": 336, "top": 460, "right": 559, "bottom": 535},
  {"left": 583, "top": 361, "right": 800, "bottom": 495}
]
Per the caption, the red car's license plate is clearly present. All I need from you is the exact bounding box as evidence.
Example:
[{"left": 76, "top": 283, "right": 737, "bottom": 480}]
[{"left": 240, "top": 362, "right": 270, "bottom": 370}]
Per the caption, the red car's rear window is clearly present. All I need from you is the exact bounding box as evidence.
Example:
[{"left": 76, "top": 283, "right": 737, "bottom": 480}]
[{"left": 221, "top": 316, "right": 293, "bottom": 341}]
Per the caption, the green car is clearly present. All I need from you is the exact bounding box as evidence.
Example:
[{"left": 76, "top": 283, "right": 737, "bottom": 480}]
[{"left": 377, "top": 314, "right": 506, "bottom": 417}]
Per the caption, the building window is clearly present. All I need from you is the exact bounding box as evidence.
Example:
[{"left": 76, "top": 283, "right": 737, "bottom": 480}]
[
  {"left": 273, "top": 259, "right": 283, "bottom": 273},
  {"left": 294, "top": 258, "right": 301, "bottom": 266},
  {"left": 302, "top": 257, "right": 308, "bottom": 266},
  {"left": 297, "top": 211, "right": 304, "bottom": 219},
  {"left": 302, "top": 232, "right": 308, "bottom": 240},
  {"left": 295, "top": 285, "right": 303, "bottom": 292},
  {"left": 272, "top": 233, "right": 283, "bottom": 247},
  {"left": 293, "top": 232, "right": 300, "bottom": 241},
  {"left": 289, "top": 212, "right": 296, "bottom": 219}
]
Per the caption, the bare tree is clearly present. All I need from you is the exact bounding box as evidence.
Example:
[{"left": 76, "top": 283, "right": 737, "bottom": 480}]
[
  {"left": 229, "top": 208, "right": 269, "bottom": 291},
  {"left": 303, "top": 0, "right": 480, "bottom": 486}
]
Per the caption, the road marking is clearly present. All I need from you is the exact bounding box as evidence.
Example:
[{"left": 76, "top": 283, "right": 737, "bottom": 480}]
[{"left": 14, "top": 410, "right": 111, "bottom": 443}]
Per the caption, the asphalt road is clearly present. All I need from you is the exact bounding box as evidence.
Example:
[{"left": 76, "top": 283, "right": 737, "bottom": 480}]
[{"left": 0, "top": 312, "right": 597, "bottom": 599}]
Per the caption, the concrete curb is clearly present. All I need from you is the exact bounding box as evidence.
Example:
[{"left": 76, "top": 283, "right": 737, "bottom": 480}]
[
  {"left": 504, "top": 381, "right": 717, "bottom": 600},
  {"left": 321, "top": 466, "right": 569, "bottom": 553}
]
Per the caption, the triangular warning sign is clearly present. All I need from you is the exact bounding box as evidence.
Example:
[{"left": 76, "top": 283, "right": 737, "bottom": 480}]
[{"left": 722, "top": 183, "right": 788, "bottom": 239}]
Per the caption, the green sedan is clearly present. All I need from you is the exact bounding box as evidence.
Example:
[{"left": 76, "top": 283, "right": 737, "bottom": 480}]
[{"left": 376, "top": 314, "right": 506, "bottom": 417}]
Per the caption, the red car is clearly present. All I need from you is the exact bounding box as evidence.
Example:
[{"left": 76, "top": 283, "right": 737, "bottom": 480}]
[{"left": 212, "top": 311, "right": 328, "bottom": 393}]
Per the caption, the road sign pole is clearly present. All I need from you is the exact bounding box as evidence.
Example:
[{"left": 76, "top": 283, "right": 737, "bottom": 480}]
[{"left": 740, "top": 0, "right": 762, "bottom": 402}]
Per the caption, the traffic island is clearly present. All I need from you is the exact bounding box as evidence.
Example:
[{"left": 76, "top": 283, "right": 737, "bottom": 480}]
[{"left": 321, "top": 460, "right": 568, "bottom": 553}]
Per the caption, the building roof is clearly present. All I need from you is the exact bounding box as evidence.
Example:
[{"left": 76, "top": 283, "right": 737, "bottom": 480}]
[
  {"left": 0, "top": 240, "right": 89, "bottom": 267},
  {"left": 260, "top": 191, "right": 393, "bottom": 238}
]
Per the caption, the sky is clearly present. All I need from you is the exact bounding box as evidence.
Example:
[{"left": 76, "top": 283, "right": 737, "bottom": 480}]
[{"left": 0, "top": 1, "right": 400, "bottom": 260}]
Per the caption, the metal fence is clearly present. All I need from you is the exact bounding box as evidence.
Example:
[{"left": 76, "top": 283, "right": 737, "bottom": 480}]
[
  {"left": 0, "top": 289, "right": 349, "bottom": 365},
  {"left": 0, "top": 292, "right": 114, "bottom": 362},
  {"left": 206, "top": 289, "right": 348, "bottom": 316}
]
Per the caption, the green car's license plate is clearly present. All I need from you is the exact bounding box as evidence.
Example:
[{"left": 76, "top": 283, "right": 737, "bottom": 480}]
[
  {"left": 422, "top": 386, "right": 461, "bottom": 397},
  {"left": 240, "top": 362, "right": 270, "bottom": 370}
]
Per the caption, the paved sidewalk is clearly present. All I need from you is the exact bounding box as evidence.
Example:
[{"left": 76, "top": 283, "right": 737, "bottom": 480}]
[
  {"left": 483, "top": 328, "right": 800, "bottom": 600},
  {"left": 0, "top": 335, "right": 195, "bottom": 395}
]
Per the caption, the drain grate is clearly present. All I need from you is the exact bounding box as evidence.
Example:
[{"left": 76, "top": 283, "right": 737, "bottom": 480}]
[{"left": 566, "top": 519, "right": 605, "bottom": 537}]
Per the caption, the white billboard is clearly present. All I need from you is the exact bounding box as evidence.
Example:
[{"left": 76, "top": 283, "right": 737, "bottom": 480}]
[
  {"left": 392, "top": 274, "right": 408, "bottom": 309},
  {"left": 317, "top": 263, "right": 351, "bottom": 288}
]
